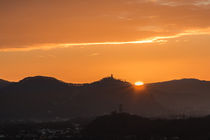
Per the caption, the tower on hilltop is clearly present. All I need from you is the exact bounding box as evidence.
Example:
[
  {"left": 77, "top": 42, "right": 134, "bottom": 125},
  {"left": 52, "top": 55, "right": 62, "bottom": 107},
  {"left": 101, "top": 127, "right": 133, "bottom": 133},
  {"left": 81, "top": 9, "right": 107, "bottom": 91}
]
[{"left": 118, "top": 104, "right": 123, "bottom": 113}]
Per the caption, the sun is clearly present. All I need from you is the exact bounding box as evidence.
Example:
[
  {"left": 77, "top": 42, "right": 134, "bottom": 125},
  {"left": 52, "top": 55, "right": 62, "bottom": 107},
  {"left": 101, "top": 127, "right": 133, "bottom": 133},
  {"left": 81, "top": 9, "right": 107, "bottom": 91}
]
[{"left": 134, "top": 81, "right": 144, "bottom": 86}]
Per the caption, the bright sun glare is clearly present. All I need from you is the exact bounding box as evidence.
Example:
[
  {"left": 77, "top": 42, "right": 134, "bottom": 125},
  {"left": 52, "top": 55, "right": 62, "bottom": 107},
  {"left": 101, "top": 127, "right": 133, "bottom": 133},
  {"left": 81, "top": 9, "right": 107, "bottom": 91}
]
[{"left": 135, "top": 81, "right": 144, "bottom": 86}]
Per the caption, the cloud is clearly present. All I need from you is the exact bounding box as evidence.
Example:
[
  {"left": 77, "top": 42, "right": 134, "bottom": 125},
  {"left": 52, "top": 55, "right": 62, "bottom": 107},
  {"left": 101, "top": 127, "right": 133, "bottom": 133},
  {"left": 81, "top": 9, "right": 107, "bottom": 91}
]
[
  {"left": 0, "top": 0, "right": 210, "bottom": 51},
  {"left": 1, "top": 29, "right": 210, "bottom": 52},
  {"left": 195, "top": 0, "right": 210, "bottom": 5},
  {"left": 144, "top": 0, "right": 210, "bottom": 6},
  {"left": 89, "top": 53, "right": 100, "bottom": 56}
]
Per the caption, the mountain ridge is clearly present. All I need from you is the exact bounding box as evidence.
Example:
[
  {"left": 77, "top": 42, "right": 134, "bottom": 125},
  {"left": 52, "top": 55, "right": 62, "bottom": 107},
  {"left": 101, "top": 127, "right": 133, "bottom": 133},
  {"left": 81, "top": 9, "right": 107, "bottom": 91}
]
[
  {"left": 0, "top": 76, "right": 210, "bottom": 121},
  {"left": 1, "top": 75, "right": 209, "bottom": 86}
]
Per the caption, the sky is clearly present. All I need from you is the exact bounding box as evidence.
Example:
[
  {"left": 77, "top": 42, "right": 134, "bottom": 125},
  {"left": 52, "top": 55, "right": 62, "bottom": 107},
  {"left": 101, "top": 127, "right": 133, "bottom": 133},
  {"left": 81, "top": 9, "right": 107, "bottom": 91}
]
[{"left": 0, "top": 0, "right": 210, "bottom": 83}]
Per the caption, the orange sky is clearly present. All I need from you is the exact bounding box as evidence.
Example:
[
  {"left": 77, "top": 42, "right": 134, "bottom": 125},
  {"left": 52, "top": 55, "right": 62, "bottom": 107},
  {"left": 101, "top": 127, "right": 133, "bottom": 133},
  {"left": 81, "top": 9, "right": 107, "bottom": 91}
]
[{"left": 0, "top": 0, "right": 210, "bottom": 83}]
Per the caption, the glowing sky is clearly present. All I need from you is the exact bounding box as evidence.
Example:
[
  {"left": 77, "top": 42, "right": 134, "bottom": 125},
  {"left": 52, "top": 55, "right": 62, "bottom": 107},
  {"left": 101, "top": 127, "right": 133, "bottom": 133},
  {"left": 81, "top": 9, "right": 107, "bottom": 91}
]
[{"left": 0, "top": 0, "right": 210, "bottom": 83}]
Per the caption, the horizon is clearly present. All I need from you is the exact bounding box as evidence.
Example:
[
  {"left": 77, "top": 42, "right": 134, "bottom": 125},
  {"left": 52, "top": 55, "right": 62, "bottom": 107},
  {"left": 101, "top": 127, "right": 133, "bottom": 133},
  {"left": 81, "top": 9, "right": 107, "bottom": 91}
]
[{"left": 0, "top": 74, "right": 208, "bottom": 84}]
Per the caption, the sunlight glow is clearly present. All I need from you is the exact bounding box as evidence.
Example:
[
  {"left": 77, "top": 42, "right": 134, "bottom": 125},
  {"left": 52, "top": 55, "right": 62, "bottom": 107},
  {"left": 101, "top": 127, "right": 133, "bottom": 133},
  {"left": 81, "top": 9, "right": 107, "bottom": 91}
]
[{"left": 135, "top": 81, "right": 144, "bottom": 86}]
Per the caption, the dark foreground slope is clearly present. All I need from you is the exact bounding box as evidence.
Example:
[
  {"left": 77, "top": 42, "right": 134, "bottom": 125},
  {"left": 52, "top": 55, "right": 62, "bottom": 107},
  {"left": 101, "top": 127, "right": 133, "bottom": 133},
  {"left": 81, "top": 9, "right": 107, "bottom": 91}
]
[
  {"left": 83, "top": 113, "right": 210, "bottom": 140},
  {"left": 0, "top": 76, "right": 210, "bottom": 121}
]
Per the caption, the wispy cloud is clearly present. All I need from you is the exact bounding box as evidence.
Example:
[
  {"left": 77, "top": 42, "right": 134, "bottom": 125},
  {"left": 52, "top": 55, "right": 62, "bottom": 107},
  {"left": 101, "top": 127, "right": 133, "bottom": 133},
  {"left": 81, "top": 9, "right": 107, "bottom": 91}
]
[
  {"left": 89, "top": 53, "right": 100, "bottom": 56},
  {"left": 1, "top": 29, "right": 210, "bottom": 52}
]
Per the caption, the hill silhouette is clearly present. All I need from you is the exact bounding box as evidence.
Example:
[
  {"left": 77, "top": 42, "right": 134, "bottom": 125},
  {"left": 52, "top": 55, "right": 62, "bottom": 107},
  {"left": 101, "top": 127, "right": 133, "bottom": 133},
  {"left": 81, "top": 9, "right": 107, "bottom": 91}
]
[
  {"left": 0, "top": 79, "right": 11, "bottom": 88},
  {"left": 0, "top": 76, "right": 210, "bottom": 121}
]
